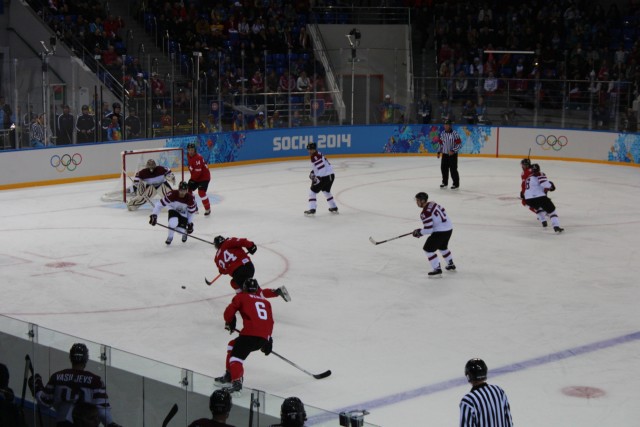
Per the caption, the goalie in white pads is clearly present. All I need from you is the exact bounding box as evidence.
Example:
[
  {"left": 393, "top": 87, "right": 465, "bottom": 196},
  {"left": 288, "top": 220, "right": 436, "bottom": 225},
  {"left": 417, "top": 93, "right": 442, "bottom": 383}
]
[
  {"left": 126, "top": 159, "right": 176, "bottom": 211},
  {"left": 149, "top": 181, "right": 197, "bottom": 244}
]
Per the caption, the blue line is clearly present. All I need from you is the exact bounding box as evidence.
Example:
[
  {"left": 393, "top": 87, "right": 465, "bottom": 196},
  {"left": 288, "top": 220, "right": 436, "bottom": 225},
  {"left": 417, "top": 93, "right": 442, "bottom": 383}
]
[{"left": 308, "top": 331, "right": 640, "bottom": 425}]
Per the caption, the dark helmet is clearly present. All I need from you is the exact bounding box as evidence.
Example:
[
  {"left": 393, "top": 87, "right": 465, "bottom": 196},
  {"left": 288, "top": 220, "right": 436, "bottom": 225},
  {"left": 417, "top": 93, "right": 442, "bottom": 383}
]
[
  {"left": 520, "top": 158, "right": 531, "bottom": 168},
  {"left": 415, "top": 192, "right": 429, "bottom": 202},
  {"left": 209, "top": 389, "right": 232, "bottom": 415},
  {"left": 69, "top": 343, "right": 89, "bottom": 365},
  {"left": 243, "top": 278, "right": 259, "bottom": 293},
  {"left": 280, "top": 396, "right": 306, "bottom": 427},
  {"left": 444, "top": 119, "right": 452, "bottom": 125},
  {"left": 531, "top": 163, "right": 540, "bottom": 174},
  {"left": 306, "top": 142, "right": 317, "bottom": 150},
  {"left": 178, "top": 181, "right": 189, "bottom": 191},
  {"left": 187, "top": 142, "right": 196, "bottom": 150},
  {"left": 465, "top": 358, "right": 488, "bottom": 382},
  {"left": 112, "top": 102, "right": 121, "bottom": 110},
  {"left": 213, "top": 235, "right": 226, "bottom": 248}
]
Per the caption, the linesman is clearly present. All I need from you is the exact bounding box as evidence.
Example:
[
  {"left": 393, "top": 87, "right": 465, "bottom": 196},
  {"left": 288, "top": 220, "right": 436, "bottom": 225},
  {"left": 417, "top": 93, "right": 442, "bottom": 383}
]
[
  {"left": 459, "top": 358, "right": 513, "bottom": 427},
  {"left": 434, "top": 119, "right": 461, "bottom": 189}
]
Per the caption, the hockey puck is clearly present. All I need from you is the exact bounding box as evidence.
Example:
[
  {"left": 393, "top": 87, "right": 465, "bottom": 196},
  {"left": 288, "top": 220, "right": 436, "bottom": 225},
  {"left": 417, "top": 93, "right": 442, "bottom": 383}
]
[{"left": 181, "top": 286, "right": 186, "bottom": 289}]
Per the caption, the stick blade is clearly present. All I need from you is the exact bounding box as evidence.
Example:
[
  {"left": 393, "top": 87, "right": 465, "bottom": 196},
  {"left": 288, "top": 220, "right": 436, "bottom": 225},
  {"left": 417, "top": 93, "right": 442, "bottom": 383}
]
[
  {"left": 162, "top": 403, "right": 178, "bottom": 427},
  {"left": 368, "top": 237, "right": 378, "bottom": 245},
  {"left": 313, "top": 370, "right": 332, "bottom": 379},
  {"left": 205, "top": 276, "right": 213, "bottom": 286}
]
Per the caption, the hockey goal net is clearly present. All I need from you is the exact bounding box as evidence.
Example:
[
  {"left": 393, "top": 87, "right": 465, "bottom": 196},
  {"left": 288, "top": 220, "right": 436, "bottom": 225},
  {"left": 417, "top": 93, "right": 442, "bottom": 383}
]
[{"left": 101, "top": 147, "right": 185, "bottom": 203}]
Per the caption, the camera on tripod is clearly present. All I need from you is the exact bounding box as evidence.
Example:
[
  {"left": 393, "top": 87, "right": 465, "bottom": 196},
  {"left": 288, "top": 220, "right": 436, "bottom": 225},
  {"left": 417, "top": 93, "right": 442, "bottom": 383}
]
[{"left": 339, "top": 409, "right": 369, "bottom": 427}]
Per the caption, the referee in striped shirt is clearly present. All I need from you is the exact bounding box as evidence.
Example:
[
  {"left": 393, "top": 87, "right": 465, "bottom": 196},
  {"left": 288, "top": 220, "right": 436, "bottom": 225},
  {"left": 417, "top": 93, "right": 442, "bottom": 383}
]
[
  {"left": 435, "top": 119, "right": 462, "bottom": 189},
  {"left": 459, "top": 358, "right": 513, "bottom": 427}
]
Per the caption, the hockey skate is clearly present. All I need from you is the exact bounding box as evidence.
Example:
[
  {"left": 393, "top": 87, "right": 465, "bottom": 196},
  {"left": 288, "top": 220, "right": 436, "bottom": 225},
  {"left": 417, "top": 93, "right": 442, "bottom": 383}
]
[
  {"left": 214, "top": 371, "right": 231, "bottom": 385},
  {"left": 182, "top": 233, "right": 188, "bottom": 242},
  {"left": 445, "top": 261, "right": 456, "bottom": 271},
  {"left": 274, "top": 286, "right": 291, "bottom": 302},
  {"left": 541, "top": 220, "right": 548, "bottom": 227},
  {"left": 304, "top": 209, "right": 316, "bottom": 216},
  {"left": 428, "top": 268, "right": 443, "bottom": 277},
  {"left": 328, "top": 207, "right": 339, "bottom": 214},
  {"left": 451, "top": 184, "right": 459, "bottom": 190},
  {"left": 554, "top": 226, "right": 564, "bottom": 233},
  {"left": 204, "top": 209, "right": 211, "bottom": 216},
  {"left": 165, "top": 237, "right": 173, "bottom": 245},
  {"left": 223, "top": 379, "right": 243, "bottom": 395},
  {"left": 440, "top": 183, "right": 447, "bottom": 189}
]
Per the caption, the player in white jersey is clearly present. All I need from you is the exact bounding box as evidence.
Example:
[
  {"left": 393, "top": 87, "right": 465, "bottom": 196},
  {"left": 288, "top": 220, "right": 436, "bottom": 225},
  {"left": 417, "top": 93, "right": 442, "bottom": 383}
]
[
  {"left": 520, "top": 158, "right": 548, "bottom": 227},
  {"left": 304, "top": 142, "right": 338, "bottom": 216},
  {"left": 522, "top": 164, "right": 564, "bottom": 233},
  {"left": 413, "top": 192, "right": 456, "bottom": 277},
  {"left": 149, "top": 181, "right": 198, "bottom": 244},
  {"left": 126, "top": 159, "right": 176, "bottom": 211}
]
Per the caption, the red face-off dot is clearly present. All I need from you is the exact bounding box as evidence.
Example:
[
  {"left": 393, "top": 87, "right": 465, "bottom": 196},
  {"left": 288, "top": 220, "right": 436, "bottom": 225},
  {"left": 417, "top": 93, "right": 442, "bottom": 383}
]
[{"left": 561, "top": 386, "right": 606, "bottom": 399}]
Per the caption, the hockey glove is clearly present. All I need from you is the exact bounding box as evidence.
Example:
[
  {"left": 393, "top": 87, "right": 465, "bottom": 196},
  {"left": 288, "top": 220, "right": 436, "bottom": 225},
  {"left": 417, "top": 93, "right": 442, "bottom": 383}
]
[
  {"left": 187, "top": 179, "right": 197, "bottom": 192},
  {"left": 412, "top": 228, "right": 423, "bottom": 238},
  {"left": 186, "top": 223, "right": 194, "bottom": 234},
  {"left": 28, "top": 374, "right": 43, "bottom": 396},
  {"left": 247, "top": 244, "right": 257, "bottom": 255},
  {"left": 549, "top": 182, "right": 556, "bottom": 191},
  {"left": 261, "top": 337, "right": 273, "bottom": 356},
  {"left": 225, "top": 317, "right": 237, "bottom": 335},
  {"left": 149, "top": 214, "right": 157, "bottom": 226}
]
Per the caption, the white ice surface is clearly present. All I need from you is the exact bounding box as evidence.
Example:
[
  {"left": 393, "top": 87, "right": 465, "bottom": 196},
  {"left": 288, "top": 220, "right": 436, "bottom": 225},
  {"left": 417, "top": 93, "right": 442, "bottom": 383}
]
[{"left": 1, "top": 157, "right": 639, "bottom": 426}]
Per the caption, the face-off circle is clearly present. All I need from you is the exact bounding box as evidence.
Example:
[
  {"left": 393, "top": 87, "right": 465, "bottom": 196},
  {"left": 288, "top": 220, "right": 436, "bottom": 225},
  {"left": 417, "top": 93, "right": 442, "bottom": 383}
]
[{"left": 561, "top": 386, "right": 605, "bottom": 399}]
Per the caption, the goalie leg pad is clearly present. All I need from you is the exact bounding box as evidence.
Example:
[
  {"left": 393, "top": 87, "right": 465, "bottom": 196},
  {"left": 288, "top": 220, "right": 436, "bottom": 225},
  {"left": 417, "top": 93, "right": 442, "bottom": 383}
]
[
  {"left": 126, "top": 196, "right": 147, "bottom": 211},
  {"left": 160, "top": 183, "right": 172, "bottom": 198}
]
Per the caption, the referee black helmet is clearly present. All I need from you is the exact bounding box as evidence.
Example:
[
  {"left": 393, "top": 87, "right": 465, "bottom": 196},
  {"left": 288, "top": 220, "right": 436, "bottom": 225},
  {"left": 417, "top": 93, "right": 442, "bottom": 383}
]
[{"left": 465, "top": 358, "right": 488, "bottom": 382}]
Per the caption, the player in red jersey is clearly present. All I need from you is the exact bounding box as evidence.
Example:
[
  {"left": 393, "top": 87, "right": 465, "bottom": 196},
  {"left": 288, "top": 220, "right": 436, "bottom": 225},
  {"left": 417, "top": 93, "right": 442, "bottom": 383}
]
[
  {"left": 127, "top": 159, "right": 176, "bottom": 211},
  {"left": 215, "top": 278, "right": 274, "bottom": 393},
  {"left": 213, "top": 235, "right": 290, "bottom": 301},
  {"left": 149, "top": 181, "right": 198, "bottom": 244},
  {"left": 186, "top": 142, "right": 212, "bottom": 215},
  {"left": 29, "top": 343, "right": 121, "bottom": 426},
  {"left": 520, "top": 158, "right": 548, "bottom": 227}
]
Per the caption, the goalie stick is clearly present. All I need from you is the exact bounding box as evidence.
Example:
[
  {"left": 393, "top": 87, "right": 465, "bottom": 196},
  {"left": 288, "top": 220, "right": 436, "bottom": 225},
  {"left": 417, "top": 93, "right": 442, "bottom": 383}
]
[
  {"left": 234, "top": 329, "right": 331, "bottom": 379},
  {"left": 162, "top": 403, "right": 178, "bottom": 427},
  {"left": 368, "top": 232, "right": 413, "bottom": 245}
]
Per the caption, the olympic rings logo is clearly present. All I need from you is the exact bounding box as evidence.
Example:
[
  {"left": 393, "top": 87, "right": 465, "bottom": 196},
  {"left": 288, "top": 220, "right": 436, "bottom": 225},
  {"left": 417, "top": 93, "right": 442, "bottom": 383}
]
[
  {"left": 50, "top": 153, "right": 82, "bottom": 172},
  {"left": 535, "top": 135, "right": 568, "bottom": 151}
]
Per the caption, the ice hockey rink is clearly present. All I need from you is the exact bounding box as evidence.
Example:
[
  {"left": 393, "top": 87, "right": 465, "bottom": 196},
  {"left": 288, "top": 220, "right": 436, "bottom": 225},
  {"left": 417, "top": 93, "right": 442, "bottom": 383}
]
[{"left": 1, "top": 156, "right": 639, "bottom": 426}]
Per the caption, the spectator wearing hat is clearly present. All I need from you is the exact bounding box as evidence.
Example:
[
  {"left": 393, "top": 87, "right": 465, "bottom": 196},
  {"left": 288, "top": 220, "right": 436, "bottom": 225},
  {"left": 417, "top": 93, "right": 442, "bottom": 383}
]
[
  {"left": 253, "top": 111, "right": 268, "bottom": 129},
  {"left": 57, "top": 105, "right": 75, "bottom": 145},
  {"left": 76, "top": 105, "right": 96, "bottom": 143},
  {"left": 378, "top": 94, "right": 405, "bottom": 124}
]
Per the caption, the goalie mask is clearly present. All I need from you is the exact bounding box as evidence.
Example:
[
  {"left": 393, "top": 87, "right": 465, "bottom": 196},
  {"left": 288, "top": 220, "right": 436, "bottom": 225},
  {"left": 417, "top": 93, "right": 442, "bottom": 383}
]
[
  {"left": 146, "top": 159, "right": 157, "bottom": 171},
  {"left": 465, "top": 358, "right": 488, "bottom": 382}
]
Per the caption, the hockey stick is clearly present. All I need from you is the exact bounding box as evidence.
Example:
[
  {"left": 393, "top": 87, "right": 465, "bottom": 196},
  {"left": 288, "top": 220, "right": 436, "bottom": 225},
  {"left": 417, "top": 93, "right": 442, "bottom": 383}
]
[
  {"left": 162, "top": 403, "right": 178, "bottom": 427},
  {"left": 25, "top": 355, "right": 43, "bottom": 427},
  {"left": 20, "top": 355, "right": 29, "bottom": 417},
  {"left": 271, "top": 350, "right": 332, "bottom": 379},
  {"left": 156, "top": 223, "right": 215, "bottom": 246},
  {"left": 232, "top": 330, "right": 331, "bottom": 379},
  {"left": 368, "top": 232, "right": 413, "bottom": 245},
  {"left": 205, "top": 273, "right": 222, "bottom": 286}
]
